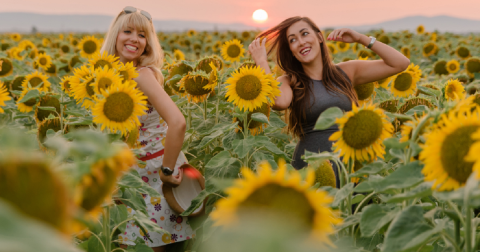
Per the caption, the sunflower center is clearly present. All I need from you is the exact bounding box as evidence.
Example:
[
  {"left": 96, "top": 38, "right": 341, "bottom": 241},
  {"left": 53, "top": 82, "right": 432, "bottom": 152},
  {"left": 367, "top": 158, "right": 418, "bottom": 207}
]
[
  {"left": 466, "top": 59, "right": 480, "bottom": 73},
  {"left": 446, "top": 84, "right": 457, "bottom": 96},
  {"left": 441, "top": 125, "right": 479, "bottom": 183},
  {"left": 24, "top": 97, "right": 37, "bottom": 106},
  {"left": 85, "top": 79, "right": 95, "bottom": 97},
  {"left": 354, "top": 82, "right": 374, "bottom": 100},
  {"left": 184, "top": 76, "right": 210, "bottom": 96},
  {"left": 119, "top": 71, "right": 129, "bottom": 82},
  {"left": 342, "top": 110, "right": 383, "bottom": 149},
  {"left": 61, "top": 45, "right": 70, "bottom": 53},
  {"left": 424, "top": 44, "right": 434, "bottom": 54},
  {"left": 29, "top": 77, "right": 44, "bottom": 88},
  {"left": 457, "top": 47, "right": 469, "bottom": 58},
  {"left": 63, "top": 80, "right": 71, "bottom": 92},
  {"left": 39, "top": 57, "right": 47, "bottom": 66},
  {"left": 227, "top": 45, "right": 241, "bottom": 58},
  {"left": 94, "top": 60, "right": 112, "bottom": 70},
  {"left": 393, "top": 73, "right": 413, "bottom": 91},
  {"left": 97, "top": 77, "right": 113, "bottom": 92},
  {"left": 83, "top": 41, "right": 98, "bottom": 54},
  {"left": 103, "top": 92, "right": 134, "bottom": 122},
  {"left": 235, "top": 75, "right": 262, "bottom": 100},
  {"left": 0, "top": 59, "right": 13, "bottom": 76},
  {"left": 449, "top": 63, "right": 458, "bottom": 71},
  {"left": 239, "top": 183, "right": 315, "bottom": 230}
]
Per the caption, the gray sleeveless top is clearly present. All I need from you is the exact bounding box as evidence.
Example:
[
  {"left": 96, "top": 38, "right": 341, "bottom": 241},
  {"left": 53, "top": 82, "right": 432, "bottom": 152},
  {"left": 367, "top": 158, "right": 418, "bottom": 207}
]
[{"left": 291, "top": 67, "right": 352, "bottom": 173}]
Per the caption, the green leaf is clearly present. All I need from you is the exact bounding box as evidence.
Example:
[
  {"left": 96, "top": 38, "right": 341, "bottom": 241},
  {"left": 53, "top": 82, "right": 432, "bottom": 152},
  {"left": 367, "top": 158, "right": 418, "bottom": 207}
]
[
  {"left": 110, "top": 204, "right": 129, "bottom": 233},
  {"left": 382, "top": 206, "right": 443, "bottom": 252},
  {"left": 133, "top": 211, "right": 169, "bottom": 236},
  {"left": 405, "top": 105, "right": 429, "bottom": 117},
  {"left": 18, "top": 89, "right": 40, "bottom": 103},
  {"left": 384, "top": 112, "right": 414, "bottom": 121},
  {"left": 383, "top": 138, "right": 409, "bottom": 149},
  {"left": 389, "top": 148, "right": 404, "bottom": 160},
  {"left": 351, "top": 194, "right": 365, "bottom": 205},
  {"left": 118, "top": 188, "right": 147, "bottom": 215},
  {"left": 253, "top": 136, "right": 286, "bottom": 158},
  {"left": 133, "top": 244, "right": 154, "bottom": 252},
  {"left": 350, "top": 161, "right": 388, "bottom": 177},
  {"left": 337, "top": 214, "right": 362, "bottom": 231},
  {"left": 332, "top": 183, "right": 354, "bottom": 207},
  {"left": 302, "top": 150, "right": 335, "bottom": 164},
  {"left": 360, "top": 205, "right": 399, "bottom": 237},
  {"left": 232, "top": 136, "right": 256, "bottom": 158},
  {"left": 367, "top": 161, "right": 424, "bottom": 193},
  {"left": 314, "top": 107, "right": 343, "bottom": 130},
  {"left": 0, "top": 199, "right": 78, "bottom": 252},
  {"left": 118, "top": 170, "right": 144, "bottom": 188},
  {"left": 181, "top": 183, "right": 217, "bottom": 216},
  {"left": 386, "top": 182, "right": 432, "bottom": 203},
  {"left": 196, "top": 130, "right": 224, "bottom": 149},
  {"left": 269, "top": 112, "right": 287, "bottom": 128},
  {"left": 251, "top": 112, "right": 269, "bottom": 124},
  {"left": 205, "top": 150, "right": 241, "bottom": 178}
]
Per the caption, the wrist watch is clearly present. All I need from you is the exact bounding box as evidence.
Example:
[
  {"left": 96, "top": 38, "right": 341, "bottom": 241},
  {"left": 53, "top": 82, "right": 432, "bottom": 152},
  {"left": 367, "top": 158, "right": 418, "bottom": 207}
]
[
  {"left": 365, "top": 36, "right": 376, "bottom": 49},
  {"left": 160, "top": 165, "right": 173, "bottom": 176}
]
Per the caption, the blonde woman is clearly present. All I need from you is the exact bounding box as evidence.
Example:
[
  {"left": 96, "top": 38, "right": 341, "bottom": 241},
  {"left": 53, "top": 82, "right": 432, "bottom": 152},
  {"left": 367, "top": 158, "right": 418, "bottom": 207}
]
[{"left": 101, "top": 6, "right": 194, "bottom": 251}]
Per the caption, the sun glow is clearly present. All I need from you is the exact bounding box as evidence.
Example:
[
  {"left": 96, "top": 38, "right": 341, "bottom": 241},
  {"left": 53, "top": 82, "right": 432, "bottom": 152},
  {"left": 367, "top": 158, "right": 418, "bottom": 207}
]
[{"left": 252, "top": 9, "right": 268, "bottom": 23}]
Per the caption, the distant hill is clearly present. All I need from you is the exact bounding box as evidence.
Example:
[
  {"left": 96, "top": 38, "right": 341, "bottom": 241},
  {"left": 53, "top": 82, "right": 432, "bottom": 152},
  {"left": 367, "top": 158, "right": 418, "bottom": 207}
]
[
  {"left": 344, "top": 15, "right": 480, "bottom": 33},
  {"left": 0, "top": 12, "right": 258, "bottom": 33},
  {"left": 0, "top": 12, "right": 480, "bottom": 33}
]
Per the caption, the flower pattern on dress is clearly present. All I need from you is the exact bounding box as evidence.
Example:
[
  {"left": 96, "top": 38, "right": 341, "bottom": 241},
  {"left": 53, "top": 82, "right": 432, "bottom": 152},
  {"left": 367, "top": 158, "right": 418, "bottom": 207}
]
[
  {"left": 176, "top": 216, "right": 183, "bottom": 224},
  {"left": 154, "top": 203, "right": 162, "bottom": 211},
  {"left": 171, "top": 234, "right": 178, "bottom": 242},
  {"left": 170, "top": 214, "right": 177, "bottom": 222},
  {"left": 142, "top": 176, "right": 149, "bottom": 183}
]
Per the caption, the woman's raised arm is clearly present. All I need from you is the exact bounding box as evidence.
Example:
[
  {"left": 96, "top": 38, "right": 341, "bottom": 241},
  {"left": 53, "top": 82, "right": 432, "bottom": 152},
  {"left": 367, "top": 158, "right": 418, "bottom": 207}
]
[{"left": 331, "top": 28, "right": 410, "bottom": 86}]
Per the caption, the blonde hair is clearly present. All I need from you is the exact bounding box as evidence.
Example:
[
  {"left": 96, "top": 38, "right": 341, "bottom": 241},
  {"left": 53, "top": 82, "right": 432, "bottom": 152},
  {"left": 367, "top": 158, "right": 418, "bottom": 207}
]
[{"left": 101, "top": 9, "right": 164, "bottom": 80}]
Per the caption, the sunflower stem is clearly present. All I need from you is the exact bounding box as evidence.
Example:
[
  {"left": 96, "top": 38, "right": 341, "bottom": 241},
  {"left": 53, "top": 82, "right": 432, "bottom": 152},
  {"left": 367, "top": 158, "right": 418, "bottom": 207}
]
[
  {"left": 454, "top": 219, "right": 460, "bottom": 245},
  {"left": 103, "top": 205, "right": 111, "bottom": 252},
  {"left": 203, "top": 99, "right": 208, "bottom": 121},
  {"left": 187, "top": 106, "right": 192, "bottom": 130},
  {"left": 465, "top": 206, "right": 473, "bottom": 252}
]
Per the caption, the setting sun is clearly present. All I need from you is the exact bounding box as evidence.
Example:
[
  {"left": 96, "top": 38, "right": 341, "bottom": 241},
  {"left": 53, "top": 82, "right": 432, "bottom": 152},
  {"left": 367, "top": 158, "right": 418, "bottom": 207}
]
[{"left": 252, "top": 9, "right": 268, "bottom": 23}]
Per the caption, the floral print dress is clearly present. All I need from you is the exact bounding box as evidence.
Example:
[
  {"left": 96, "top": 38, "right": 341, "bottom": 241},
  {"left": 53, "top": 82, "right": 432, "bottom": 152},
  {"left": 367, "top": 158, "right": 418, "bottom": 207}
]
[{"left": 119, "top": 102, "right": 195, "bottom": 247}]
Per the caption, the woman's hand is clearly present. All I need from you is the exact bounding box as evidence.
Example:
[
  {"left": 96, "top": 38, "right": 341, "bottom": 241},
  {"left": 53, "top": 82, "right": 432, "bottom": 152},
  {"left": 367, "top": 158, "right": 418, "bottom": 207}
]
[
  {"left": 160, "top": 167, "right": 183, "bottom": 187},
  {"left": 248, "top": 37, "right": 268, "bottom": 65},
  {"left": 327, "top": 28, "right": 363, "bottom": 44}
]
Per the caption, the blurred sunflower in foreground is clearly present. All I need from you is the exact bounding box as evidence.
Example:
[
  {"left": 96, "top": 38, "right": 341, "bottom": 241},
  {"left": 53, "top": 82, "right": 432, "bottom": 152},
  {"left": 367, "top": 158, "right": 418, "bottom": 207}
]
[{"left": 211, "top": 159, "right": 341, "bottom": 244}]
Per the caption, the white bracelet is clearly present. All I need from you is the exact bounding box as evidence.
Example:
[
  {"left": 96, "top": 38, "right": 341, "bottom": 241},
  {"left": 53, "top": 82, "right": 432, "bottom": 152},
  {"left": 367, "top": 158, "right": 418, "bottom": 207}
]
[{"left": 365, "top": 36, "right": 376, "bottom": 49}]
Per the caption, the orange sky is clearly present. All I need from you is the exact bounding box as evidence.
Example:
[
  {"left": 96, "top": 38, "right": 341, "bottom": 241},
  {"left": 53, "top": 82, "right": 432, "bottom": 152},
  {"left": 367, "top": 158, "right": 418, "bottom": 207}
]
[{"left": 2, "top": 0, "right": 479, "bottom": 28}]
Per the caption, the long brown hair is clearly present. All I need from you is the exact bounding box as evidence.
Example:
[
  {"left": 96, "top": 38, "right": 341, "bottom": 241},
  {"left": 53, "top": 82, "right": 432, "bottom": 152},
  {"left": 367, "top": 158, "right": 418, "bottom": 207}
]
[{"left": 258, "top": 17, "right": 358, "bottom": 138}]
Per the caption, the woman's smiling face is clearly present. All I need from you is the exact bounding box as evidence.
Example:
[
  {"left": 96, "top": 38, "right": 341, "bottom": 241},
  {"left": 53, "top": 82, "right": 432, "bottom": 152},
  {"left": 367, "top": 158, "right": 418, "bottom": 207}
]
[
  {"left": 286, "top": 20, "right": 323, "bottom": 64},
  {"left": 116, "top": 25, "right": 147, "bottom": 63}
]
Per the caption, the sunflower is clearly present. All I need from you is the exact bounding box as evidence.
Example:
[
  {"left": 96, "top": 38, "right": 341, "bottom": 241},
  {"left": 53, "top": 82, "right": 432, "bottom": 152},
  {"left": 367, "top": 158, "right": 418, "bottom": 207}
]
[
  {"left": 10, "top": 33, "right": 21, "bottom": 42},
  {"left": 420, "top": 107, "right": 480, "bottom": 191},
  {"left": 60, "top": 75, "right": 73, "bottom": 95},
  {"left": 391, "top": 71, "right": 417, "bottom": 98},
  {"left": 92, "top": 81, "right": 147, "bottom": 135},
  {"left": 9, "top": 47, "right": 24, "bottom": 61},
  {"left": 0, "top": 58, "right": 13, "bottom": 77},
  {"left": 0, "top": 81, "right": 12, "bottom": 113},
  {"left": 329, "top": 103, "right": 393, "bottom": 163},
  {"left": 336, "top": 42, "right": 350, "bottom": 52},
  {"left": 173, "top": 49, "right": 185, "bottom": 61},
  {"left": 446, "top": 59, "right": 460, "bottom": 74},
  {"left": 378, "top": 99, "right": 399, "bottom": 113},
  {"left": 433, "top": 60, "right": 449, "bottom": 75},
  {"left": 308, "top": 160, "right": 336, "bottom": 188},
  {"left": 234, "top": 102, "right": 270, "bottom": 136},
  {"left": 88, "top": 51, "right": 119, "bottom": 71},
  {"left": 465, "top": 57, "right": 480, "bottom": 77},
  {"left": 195, "top": 55, "right": 222, "bottom": 74},
  {"left": 354, "top": 82, "right": 375, "bottom": 105},
  {"left": 444, "top": 79, "right": 466, "bottom": 101},
  {"left": 399, "top": 114, "right": 430, "bottom": 143},
  {"left": 398, "top": 98, "right": 434, "bottom": 115},
  {"left": 326, "top": 42, "right": 338, "bottom": 54},
  {"left": 178, "top": 71, "right": 213, "bottom": 103},
  {"left": 92, "top": 67, "right": 123, "bottom": 94},
  {"left": 225, "top": 66, "right": 272, "bottom": 112},
  {"left": 264, "top": 73, "right": 281, "bottom": 105},
  {"left": 210, "top": 159, "right": 342, "bottom": 244},
  {"left": 466, "top": 129, "right": 480, "bottom": 180},
  {"left": 400, "top": 46, "right": 411, "bottom": 59},
  {"left": 34, "top": 95, "right": 61, "bottom": 124},
  {"left": 60, "top": 44, "right": 71, "bottom": 54},
  {"left": 203, "top": 62, "right": 219, "bottom": 92},
  {"left": 37, "top": 117, "right": 63, "bottom": 148},
  {"left": 416, "top": 25, "right": 425, "bottom": 34},
  {"left": 35, "top": 53, "right": 53, "bottom": 71},
  {"left": 45, "top": 63, "right": 57, "bottom": 77},
  {"left": 9, "top": 76, "right": 26, "bottom": 99},
  {"left": 69, "top": 55, "right": 83, "bottom": 70},
  {"left": 71, "top": 74, "right": 97, "bottom": 109},
  {"left": 374, "top": 76, "right": 393, "bottom": 89},
  {"left": 166, "top": 62, "right": 193, "bottom": 94},
  {"left": 455, "top": 46, "right": 470, "bottom": 60},
  {"left": 22, "top": 71, "right": 51, "bottom": 92},
  {"left": 422, "top": 42, "right": 438, "bottom": 57},
  {"left": 430, "top": 32, "right": 437, "bottom": 42},
  {"left": 357, "top": 49, "right": 371, "bottom": 59},
  {"left": 78, "top": 36, "right": 101, "bottom": 58},
  {"left": 221, "top": 39, "right": 245, "bottom": 62},
  {"left": 17, "top": 87, "right": 39, "bottom": 113},
  {"left": 117, "top": 61, "right": 138, "bottom": 83}
]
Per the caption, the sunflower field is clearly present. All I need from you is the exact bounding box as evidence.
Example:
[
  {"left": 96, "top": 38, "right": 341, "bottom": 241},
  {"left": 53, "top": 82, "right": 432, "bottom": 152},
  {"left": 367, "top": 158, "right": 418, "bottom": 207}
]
[{"left": 1, "top": 25, "right": 480, "bottom": 252}]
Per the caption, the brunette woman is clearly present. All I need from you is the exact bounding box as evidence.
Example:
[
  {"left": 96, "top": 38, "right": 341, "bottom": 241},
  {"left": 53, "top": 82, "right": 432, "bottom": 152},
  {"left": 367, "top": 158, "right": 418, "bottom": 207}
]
[{"left": 249, "top": 17, "right": 409, "bottom": 187}]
